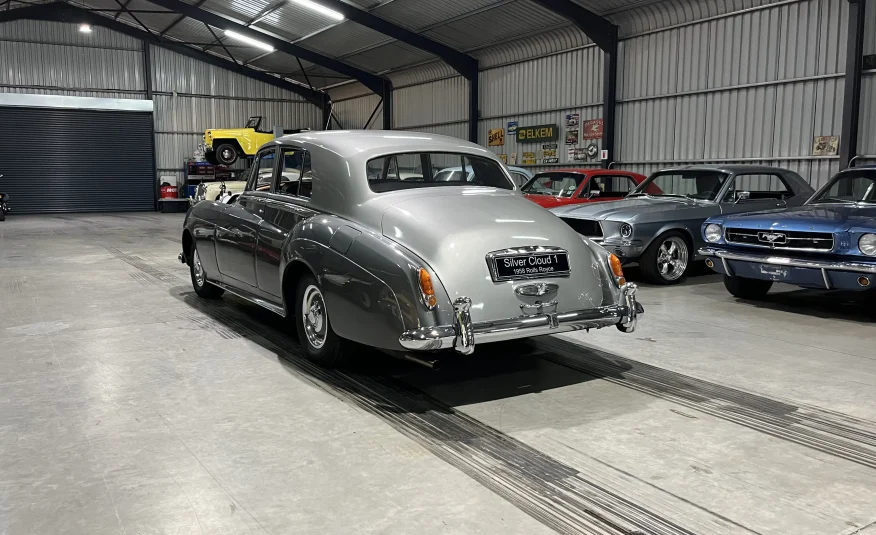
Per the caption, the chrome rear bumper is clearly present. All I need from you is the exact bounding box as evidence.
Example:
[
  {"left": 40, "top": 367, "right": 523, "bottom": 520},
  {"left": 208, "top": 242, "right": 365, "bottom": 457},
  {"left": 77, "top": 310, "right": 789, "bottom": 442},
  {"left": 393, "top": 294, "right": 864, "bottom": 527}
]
[{"left": 399, "top": 283, "right": 641, "bottom": 354}]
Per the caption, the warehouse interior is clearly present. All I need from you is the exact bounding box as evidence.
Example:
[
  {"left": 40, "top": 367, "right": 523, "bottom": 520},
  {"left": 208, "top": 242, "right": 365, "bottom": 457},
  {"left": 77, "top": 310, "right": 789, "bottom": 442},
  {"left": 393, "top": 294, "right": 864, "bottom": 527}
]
[{"left": 1, "top": 0, "right": 876, "bottom": 533}]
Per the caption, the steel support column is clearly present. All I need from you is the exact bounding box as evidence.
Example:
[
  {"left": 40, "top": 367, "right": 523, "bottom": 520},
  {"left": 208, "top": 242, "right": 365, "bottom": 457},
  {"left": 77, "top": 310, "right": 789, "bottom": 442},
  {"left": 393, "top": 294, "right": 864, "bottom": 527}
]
[
  {"left": 529, "top": 0, "right": 618, "bottom": 166},
  {"left": 383, "top": 80, "right": 393, "bottom": 130},
  {"left": 469, "top": 74, "right": 479, "bottom": 143},
  {"left": 840, "top": 0, "right": 866, "bottom": 169},
  {"left": 602, "top": 27, "right": 618, "bottom": 168}
]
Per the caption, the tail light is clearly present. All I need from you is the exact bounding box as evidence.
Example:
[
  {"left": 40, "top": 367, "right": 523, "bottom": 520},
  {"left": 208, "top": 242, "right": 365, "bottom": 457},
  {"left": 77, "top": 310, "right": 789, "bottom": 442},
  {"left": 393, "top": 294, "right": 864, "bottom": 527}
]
[
  {"left": 609, "top": 254, "right": 626, "bottom": 286},
  {"left": 418, "top": 268, "right": 437, "bottom": 309}
]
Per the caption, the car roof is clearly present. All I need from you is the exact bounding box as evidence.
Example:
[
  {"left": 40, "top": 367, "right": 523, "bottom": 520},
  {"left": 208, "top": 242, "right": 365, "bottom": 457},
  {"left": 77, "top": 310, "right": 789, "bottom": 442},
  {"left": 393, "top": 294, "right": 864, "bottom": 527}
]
[
  {"left": 274, "top": 130, "right": 495, "bottom": 161},
  {"left": 659, "top": 164, "right": 789, "bottom": 174}
]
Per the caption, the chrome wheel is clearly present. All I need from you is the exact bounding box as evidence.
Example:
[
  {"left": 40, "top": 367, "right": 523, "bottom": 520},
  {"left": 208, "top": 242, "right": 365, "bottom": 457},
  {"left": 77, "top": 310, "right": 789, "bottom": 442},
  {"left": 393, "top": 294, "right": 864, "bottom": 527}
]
[
  {"left": 301, "top": 284, "right": 327, "bottom": 350},
  {"left": 220, "top": 147, "right": 235, "bottom": 161},
  {"left": 656, "top": 236, "right": 688, "bottom": 281},
  {"left": 192, "top": 248, "right": 205, "bottom": 287}
]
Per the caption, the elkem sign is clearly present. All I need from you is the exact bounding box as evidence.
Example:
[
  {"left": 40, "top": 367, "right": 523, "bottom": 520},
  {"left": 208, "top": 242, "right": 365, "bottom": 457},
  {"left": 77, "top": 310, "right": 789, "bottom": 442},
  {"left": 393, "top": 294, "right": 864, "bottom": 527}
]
[{"left": 516, "top": 124, "right": 558, "bottom": 143}]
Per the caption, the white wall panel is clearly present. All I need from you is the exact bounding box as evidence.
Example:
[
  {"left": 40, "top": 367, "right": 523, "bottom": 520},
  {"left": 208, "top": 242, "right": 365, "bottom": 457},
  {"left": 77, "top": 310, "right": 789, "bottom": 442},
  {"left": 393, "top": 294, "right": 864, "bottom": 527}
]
[
  {"left": 0, "top": 41, "right": 144, "bottom": 91},
  {"left": 150, "top": 46, "right": 310, "bottom": 101},
  {"left": 393, "top": 77, "right": 468, "bottom": 128},
  {"left": 332, "top": 94, "right": 383, "bottom": 130},
  {"left": 860, "top": 74, "right": 876, "bottom": 156}
]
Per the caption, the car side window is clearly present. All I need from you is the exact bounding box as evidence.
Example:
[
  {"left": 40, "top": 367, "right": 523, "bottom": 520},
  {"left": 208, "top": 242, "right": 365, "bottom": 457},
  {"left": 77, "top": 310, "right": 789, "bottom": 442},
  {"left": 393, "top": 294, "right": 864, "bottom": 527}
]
[
  {"left": 724, "top": 173, "right": 794, "bottom": 202},
  {"left": 298, "top": 152, "right": 314, "bottom": 198},
  {"left": 247, "top": 149, "right": 276, "bottom": 192},
  {"left": 583, "top": 175, "right": 637, "bottom": 197},
  {"left": 510, "top": 172, "right": 528, "bottom": 187},
  {"left": 276, "top": 147, "right": 304, "bottom": 197}
]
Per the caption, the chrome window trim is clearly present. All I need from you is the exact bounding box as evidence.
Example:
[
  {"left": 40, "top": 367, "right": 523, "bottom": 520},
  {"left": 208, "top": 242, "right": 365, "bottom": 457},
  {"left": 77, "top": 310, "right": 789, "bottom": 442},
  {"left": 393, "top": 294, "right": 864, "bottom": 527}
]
[{"left": 485, "top": 245, "right": 571, "bottom": 282}]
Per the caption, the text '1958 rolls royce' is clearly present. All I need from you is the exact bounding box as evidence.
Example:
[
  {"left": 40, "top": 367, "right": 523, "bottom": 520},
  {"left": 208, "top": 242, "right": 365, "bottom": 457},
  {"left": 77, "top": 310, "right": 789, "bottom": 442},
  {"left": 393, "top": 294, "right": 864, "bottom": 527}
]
[
  {"left": 178, "top": 131, "right": 642, "bottom": 368},
  {"left": 700, "top": 167, "right": 876, "bottom": 299}
]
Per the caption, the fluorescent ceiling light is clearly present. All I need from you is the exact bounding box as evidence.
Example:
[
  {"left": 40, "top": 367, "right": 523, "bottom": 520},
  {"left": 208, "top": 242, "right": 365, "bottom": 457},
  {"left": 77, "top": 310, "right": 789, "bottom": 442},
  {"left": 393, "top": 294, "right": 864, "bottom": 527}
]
[
  {"left": 224, "top": 30, "right": 274, "bottom": 52},
  {"left": 79, "top": 24, "right": 92, "bottom": 33},
  {"left": 291, "top": 0, "right": 344, "bottom": 21}
]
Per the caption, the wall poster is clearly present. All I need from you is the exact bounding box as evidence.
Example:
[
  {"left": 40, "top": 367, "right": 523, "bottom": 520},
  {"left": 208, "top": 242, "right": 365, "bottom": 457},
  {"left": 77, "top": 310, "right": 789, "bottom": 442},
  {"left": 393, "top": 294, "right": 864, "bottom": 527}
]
[
  {"left": 497, "top": 153, "right": 508, "bottom": 163},
  {"left": 582, "top": 119, "right": 604, "bottom": 140},
  {"left": 812, "top": 136, "right": 839, "bottom": 156},
  {"left": 565, "top": 113, "right": 580, "bottom": 128},
  {"left": 566, "top": 129, "right": 579, "bottom": 145},
  {"left": 488, "top": 128, "right": 505, "bottom": 146}
]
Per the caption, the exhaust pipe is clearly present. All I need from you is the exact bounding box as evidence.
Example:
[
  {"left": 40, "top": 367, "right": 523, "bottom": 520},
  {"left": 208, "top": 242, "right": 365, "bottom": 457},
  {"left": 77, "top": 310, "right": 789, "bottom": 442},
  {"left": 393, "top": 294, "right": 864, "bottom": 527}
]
[{"left": 402, "top": 353, "right": 441, "bottom": 370}]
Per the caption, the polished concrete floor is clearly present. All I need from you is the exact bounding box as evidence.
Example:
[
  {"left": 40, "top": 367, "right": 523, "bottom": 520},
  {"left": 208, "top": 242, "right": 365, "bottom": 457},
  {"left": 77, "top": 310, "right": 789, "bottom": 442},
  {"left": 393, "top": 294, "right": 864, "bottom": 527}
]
[{"left": 1, "top": 213, "right": 875, "bottom": 535}]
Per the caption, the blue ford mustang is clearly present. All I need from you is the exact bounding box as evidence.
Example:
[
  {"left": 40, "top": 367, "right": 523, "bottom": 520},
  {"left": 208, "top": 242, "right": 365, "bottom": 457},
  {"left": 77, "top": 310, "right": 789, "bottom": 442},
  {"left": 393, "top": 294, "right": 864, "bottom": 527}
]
[{"left": 699, "top": 167, "right": 876, "bottom": 298}]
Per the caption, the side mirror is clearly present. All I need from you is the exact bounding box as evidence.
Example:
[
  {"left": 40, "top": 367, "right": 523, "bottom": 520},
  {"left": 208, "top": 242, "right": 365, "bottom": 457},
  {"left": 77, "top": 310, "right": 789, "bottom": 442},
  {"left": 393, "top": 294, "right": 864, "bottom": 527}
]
[
  {"left": 587, "top": 190, "right": 601, "bottom": 199},
  {"left": 734, "top": 191, "right": 751, "bottom": 204}
]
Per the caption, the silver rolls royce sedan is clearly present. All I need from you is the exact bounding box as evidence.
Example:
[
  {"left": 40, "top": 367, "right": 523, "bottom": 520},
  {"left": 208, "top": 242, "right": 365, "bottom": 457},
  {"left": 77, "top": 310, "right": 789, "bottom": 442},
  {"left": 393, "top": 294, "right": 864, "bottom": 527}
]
[{"left": 178, "top": 131, "right": 642, "bottom": 367}]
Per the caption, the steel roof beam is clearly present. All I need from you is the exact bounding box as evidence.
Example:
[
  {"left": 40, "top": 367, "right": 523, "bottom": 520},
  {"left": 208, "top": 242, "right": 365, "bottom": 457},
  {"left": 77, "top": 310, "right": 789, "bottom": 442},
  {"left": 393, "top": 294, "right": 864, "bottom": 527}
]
[
  {"left": 529, "top": 0, "right": 618, "bottom": 167},
  {"left": 312, "top": 0, "right": 478, "bottom": 141},
  {"left": 0, "top": 2, "right": 329, "bottom": 109},
  {"left": 142, "top": 0, "right": 388, "bottom": 98}
]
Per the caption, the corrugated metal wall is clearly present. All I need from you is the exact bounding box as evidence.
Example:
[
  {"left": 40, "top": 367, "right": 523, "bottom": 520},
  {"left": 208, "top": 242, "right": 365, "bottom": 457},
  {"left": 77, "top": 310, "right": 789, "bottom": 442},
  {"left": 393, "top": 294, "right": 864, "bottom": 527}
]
[
  {"left": 0, "top": 20, "right": 322, "bottom": 192},
  {"left": 330, "top": 0, "right": 860, "bottom": 188},
  {"left": 150, "top": 45, "right": 322, "bottom": 185},
  {"left": 860, "top": 0, "right": 876, "bottom": 162}
]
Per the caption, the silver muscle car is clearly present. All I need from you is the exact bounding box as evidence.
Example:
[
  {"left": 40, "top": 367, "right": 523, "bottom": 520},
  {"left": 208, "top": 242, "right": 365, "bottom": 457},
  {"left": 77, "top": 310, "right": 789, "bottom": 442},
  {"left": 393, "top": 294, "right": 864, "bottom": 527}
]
[
  {"left": 178, "top": 131, "right": 642, "bottom": 367},
  {"left": 550, "top": 165, "right": 815, "bottom": 284}
]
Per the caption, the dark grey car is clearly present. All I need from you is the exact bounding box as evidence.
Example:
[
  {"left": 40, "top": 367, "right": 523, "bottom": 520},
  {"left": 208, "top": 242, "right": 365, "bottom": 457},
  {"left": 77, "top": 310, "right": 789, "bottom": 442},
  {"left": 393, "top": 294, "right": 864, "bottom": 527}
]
[{"left": 550, "top": 165, "right": 815, "bottom": 284}]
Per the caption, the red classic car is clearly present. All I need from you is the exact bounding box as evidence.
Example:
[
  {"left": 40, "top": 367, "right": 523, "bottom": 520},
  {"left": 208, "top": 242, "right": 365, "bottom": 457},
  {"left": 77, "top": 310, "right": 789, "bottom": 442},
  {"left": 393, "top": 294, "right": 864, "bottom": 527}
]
[{"left": 521, "top": 168, "right": 650, "bottom": 208}]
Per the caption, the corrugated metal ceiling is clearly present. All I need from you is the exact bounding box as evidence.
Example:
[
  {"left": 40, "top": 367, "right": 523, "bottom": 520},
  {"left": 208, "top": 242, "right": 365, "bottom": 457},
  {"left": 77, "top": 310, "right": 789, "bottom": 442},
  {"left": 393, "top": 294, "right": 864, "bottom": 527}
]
[{"left": 60, "top": 0, "right": 678, "bottom": 90}]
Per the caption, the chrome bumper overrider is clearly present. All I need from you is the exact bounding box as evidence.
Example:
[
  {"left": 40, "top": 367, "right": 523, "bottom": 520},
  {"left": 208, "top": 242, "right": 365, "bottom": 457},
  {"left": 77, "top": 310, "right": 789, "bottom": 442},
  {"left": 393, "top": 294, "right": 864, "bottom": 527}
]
[
  {"left": 399, "top": 283, "right": 642, "bottom": 355},
  {"left": 698, "top": 247, "right": 876, "bottom": 274}
]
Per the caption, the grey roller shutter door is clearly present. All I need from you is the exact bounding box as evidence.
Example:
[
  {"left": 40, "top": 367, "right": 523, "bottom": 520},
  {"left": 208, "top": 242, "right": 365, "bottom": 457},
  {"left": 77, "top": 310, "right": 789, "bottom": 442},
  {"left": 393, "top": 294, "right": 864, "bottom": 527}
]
[{"left": 0, "top": 106, "right": 155, "bottom": 214}]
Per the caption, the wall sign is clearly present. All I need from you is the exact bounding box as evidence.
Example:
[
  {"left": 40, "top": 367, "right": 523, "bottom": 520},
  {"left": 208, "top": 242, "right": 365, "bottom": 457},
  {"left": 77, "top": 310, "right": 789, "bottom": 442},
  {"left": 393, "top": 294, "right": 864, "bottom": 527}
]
[
  {"left": 516, "top": 124, "right": 558, "bottom": 143},
  {"left": 543, "top": 158, "right": 559, "bottom": 164},
  {"left": 498, "top": 153, "right": 507, "bottom": 163},
  {"left": 507, "top": 121, "right": 518, "bottom": 134},
  {"left": 585, "top": 143, "right": 599, "bottom": 160},
  {"left": 522, "top": 152, "right": 537, "bottom": 165},
  {"left": 812, "top": 136, "right": 839, "bottom": 156},
  {"left": 488, "top": 128, "right": 505, "bottom": 146},
  {"left": 582, "top": 119, "right": 604, "bottom": 140}
]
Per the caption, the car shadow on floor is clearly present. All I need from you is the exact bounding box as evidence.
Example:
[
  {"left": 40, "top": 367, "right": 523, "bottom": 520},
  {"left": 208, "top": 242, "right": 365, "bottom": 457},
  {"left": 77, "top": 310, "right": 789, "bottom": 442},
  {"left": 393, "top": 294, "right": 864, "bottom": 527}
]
[
  {"left": 622, "top": 261, "right": 723, "bottom": 288},
  {"left": 730, "top": 287, "right": 876, "bottom": 323},
  {"left": 171, "top": 286, "right": 631, "bottom": 412}
]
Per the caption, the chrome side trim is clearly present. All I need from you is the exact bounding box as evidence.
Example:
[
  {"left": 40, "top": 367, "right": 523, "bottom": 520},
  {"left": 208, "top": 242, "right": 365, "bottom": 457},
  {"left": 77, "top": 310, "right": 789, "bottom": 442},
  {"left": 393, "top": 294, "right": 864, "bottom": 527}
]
[
  {"left": 699, "top": 247, "right": 876, "bottom": 274},
  {"left": 399, "top": 284, "right": 641, "bottom": 353},
  {"left": 209, "top": 280, "right": 287, "bottom": 317},
  {"left": 821, "top": 268, "right": 831, "bottom": 289}
]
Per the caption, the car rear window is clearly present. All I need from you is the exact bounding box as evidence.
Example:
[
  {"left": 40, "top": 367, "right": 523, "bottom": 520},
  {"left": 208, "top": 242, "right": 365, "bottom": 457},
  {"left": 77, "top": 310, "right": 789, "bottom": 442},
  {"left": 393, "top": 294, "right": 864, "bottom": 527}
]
[{"left": 367, "top": 152, "right": 512, "bottom": 193}]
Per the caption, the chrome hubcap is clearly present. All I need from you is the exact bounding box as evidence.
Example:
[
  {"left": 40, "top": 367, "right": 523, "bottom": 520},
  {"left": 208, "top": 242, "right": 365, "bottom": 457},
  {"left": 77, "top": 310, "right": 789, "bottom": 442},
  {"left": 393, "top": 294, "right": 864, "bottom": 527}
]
[
  {"left": 192, "top": 249, "right": 205, "bottom": 287},
  {"left": 220, "top": 148, "right": 234, "bottom": 160},
  {"left": 656, "top": 237, "right": 688, "bottom": 281},
  {"left": 302, "top": 285, "right": 327, "bottom": 349}
]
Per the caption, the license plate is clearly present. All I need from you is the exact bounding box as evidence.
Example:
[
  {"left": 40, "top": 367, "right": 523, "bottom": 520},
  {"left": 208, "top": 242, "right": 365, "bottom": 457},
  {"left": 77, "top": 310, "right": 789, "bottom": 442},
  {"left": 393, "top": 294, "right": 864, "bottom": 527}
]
[
  {"left": 491, "top": 252, "right": 571, "bottom": 281},
  {"left": 759, "top": 264, "right": 788, "bottom": 279}
]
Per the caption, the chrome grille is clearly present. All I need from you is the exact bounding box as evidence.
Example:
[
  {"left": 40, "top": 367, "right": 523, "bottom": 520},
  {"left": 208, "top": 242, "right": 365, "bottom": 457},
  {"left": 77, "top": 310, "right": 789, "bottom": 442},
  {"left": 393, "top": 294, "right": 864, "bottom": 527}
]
[
  {"left": 560, "top": 218, "right": 603, "bottom": 238},
  {"left": 725, "top": 228, "right": 834, "bottom": 251}
]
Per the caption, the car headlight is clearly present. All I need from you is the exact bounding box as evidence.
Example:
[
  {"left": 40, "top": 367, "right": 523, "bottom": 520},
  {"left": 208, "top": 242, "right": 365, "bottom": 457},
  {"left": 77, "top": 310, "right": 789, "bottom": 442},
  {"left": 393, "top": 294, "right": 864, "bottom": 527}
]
[
  {"left": 704, "top": 223, "right": 722, "bottom": 243},
  {"left": 620, "top": 223, "right": 633, "bottom": 238},
  {"left": 859, "top": 233, "right": 876, "bottom": 256}
]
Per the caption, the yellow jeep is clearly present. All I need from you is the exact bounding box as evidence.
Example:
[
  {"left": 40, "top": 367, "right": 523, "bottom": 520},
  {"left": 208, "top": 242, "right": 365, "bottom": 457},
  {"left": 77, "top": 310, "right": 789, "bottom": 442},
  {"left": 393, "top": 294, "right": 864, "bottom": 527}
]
[{"left": 204, "top": 116, "right": 308, "bottom": 165}]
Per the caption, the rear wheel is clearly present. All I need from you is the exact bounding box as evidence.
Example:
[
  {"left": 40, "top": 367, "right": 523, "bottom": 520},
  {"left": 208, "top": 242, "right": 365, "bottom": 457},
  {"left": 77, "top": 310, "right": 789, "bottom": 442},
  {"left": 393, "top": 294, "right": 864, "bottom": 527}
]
[
  {"left": 214, "top": 142, "right": 239, "bottom": 166},
  {"left": 190, "top": 244, "right": 224, "bottom": 299},
  {"left": 723, "top": 275, "right": 772, "bottom": 299},
  {"left": 295, "top": 274, "right": 350, "bottom": 367},
  {"left": 640, "top": 231, "right": 690, "bottom": 284}
]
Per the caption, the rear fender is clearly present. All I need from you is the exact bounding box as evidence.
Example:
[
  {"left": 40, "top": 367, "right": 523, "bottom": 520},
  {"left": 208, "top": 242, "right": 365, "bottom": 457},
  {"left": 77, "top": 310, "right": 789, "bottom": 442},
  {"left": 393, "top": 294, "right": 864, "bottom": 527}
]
[{"left": 283, "top": 216, "right": 450, "bottom": 351}]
